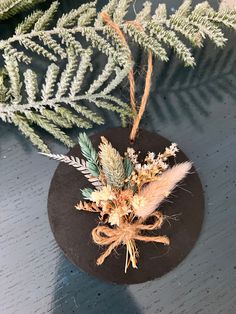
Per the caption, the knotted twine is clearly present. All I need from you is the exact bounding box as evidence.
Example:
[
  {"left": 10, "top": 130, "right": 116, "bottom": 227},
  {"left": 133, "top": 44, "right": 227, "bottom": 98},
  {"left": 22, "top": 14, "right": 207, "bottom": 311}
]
[{"left": 92, "top": 211, "right": 170, "bottom": 273}]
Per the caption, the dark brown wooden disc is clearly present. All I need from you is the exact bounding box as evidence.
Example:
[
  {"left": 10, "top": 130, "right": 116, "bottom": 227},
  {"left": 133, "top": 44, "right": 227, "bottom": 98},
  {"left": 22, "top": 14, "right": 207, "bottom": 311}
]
[{"left": 48, "top": 128, "right": 204, "bottom": 284}]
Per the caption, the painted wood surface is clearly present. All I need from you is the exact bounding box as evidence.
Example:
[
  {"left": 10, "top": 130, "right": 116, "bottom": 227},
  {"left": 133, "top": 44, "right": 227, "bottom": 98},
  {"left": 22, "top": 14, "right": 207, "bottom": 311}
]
[{"left": 0, "top": 1, "right": 236, "bottom": 313}]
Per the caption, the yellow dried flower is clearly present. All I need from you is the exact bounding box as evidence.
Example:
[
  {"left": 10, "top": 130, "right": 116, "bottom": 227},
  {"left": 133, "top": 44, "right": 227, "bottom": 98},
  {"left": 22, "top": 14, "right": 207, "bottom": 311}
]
[
  {"left": 131, "top": 194, "right": 146, "bottom": 212},
  {"left": 91, "top": 185, "right": 114, "bottom": 205}
]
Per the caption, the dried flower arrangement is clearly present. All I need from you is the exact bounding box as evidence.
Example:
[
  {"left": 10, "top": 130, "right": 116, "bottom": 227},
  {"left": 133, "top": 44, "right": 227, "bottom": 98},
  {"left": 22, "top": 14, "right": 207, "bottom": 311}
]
[
  {"left": 35, "top": 0, "right": 234, "bottom": 278},
  {"left": 43, "top": 133, "right": 192, "bottom": 272}
]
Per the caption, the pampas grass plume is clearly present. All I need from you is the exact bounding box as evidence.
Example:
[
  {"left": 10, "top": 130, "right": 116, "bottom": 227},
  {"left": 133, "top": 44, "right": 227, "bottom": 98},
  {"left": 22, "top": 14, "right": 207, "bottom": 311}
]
[{"left": 135, "top": 161, "right": 192, "bottom": 218}]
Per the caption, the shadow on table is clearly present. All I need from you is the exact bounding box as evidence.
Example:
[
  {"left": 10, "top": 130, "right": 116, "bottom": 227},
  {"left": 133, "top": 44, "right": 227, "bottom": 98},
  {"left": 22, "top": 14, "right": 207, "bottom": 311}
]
[
  {"left": 51, "top": 254, "right": 142, "bottom": 314},
  {"left": 138, "top": 36, "right": 236, "bottom": 132}
]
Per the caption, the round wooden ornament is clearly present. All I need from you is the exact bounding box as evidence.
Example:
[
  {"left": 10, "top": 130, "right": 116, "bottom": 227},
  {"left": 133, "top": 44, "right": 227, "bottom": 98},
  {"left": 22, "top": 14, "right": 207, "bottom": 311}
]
[{"left": 48, "top": 128, "right": 204, "bottom": 284}]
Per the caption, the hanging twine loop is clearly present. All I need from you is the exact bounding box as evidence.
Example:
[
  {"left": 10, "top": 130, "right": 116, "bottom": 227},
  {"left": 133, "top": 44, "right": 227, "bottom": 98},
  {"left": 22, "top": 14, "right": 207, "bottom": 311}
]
[
  {"left": 92, "top": 211, "right": 170, "bottom": 272},
  {"left": 100, "top": 12, "right": 153, "bottom": 143}
]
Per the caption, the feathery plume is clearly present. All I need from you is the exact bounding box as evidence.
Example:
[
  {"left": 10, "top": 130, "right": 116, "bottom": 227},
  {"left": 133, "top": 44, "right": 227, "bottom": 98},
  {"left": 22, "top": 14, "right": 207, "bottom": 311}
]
[{"left": 135, "top": 161, "right": 192, "bottom": 218}]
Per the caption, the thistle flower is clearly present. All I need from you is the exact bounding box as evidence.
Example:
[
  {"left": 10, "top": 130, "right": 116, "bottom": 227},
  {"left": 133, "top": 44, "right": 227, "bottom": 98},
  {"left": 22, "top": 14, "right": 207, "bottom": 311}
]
[{"left": 134, "top": 161, "right": 192, "bottom": 218}]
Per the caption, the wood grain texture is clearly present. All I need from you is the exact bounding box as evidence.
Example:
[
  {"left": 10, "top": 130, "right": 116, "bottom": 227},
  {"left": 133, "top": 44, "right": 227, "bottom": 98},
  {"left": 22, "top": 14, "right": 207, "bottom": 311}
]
[{"left": 0, "top": 0, "right": 236, "bottom": 313}]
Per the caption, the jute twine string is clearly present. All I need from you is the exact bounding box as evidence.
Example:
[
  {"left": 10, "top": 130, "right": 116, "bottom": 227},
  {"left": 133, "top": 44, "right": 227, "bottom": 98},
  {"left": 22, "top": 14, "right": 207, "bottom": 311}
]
[
  {"left": 100, "top": 12, "right": 153, "bottom": 143},
  {"left": 92, "top": 211, "right": 170, "bottom": 272}
]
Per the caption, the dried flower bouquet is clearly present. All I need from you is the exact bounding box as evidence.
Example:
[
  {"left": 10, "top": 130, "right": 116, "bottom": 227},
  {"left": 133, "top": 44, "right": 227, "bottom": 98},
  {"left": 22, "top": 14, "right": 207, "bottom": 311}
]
[{"left": 43, "top": 133, "right": 192, "bottom": 272}]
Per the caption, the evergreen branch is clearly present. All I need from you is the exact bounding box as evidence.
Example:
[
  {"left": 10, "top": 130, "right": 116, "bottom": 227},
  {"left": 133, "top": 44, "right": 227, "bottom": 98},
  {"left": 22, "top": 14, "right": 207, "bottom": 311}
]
[
  {"left": 4, "top": 45, "right": 31, "bottom": 64},
  {"left": 57, "top": 2, "right": 97, "bottom": 28},
  {"left": 15, "top": 10, "right": 44, "bottom": 35},
  {"left": 147, "top": 21, "right": 195, "bottom": 66},
  {"left": 25, "top": 112, "right": 75, "bottom": 148},
  {"left": 113, "top": 0, "right": 133, "bottom": 24},
  {"left": 72, "top": 104, "right": 104, "bottom": 125},
  {"left": 0, "top": 0, "right": 235, "bottom": 151},
  {"left": 92, "top": 99, "right": 132, "bottom": 122},
  {"left": 101, "top": 64, "right": 132, "bottom": 95},
  {"left": 39, "top": 33, "right": 67, "bottom": 59},
  {"left": 20, "top": 38, "right": 57, "bottom": 61},
  {"left": 124, "top": 24, "right": 169, "bottom": 61},
  {"left": 0, "top": 70, "right": 8, "bottom": 102},
  {"left": 41, "top": 109, "right": 72, "bottom": 129},
  {"left": 153, "top": 3, "right": 167, "bottom": 22},
  {"left": 135, "top": 1, "right": 152, "bottom": 23},
  {"left": 70, "top": 50, "right": 92, "bottom": 97},
  {"left": 56, "top": 107, "right": 92, "bottom": 129},
  {"left": 77, "top": 7, "right": 97, "bottom": 27},
  {"left": 11, "top": 113, "right": 50, "bottom": 153},
  {"left": 34, "top": 1, "right": 59, "bottom": 31},
  {"left": 4, "top": 54, "right": 22, "bottom": 104},
  {"left": 0, "top": 0, "right": 45, "bottom": 21},
  {"left": 87, "top": 57, "right": 115, "bottom": 95},
  {"left": 56, "top": 48, "right": 78, "bottom": 98},
  {"left": 24, "top": 69, "right": 38, "bottom": 102},
  {"left": 42, "top": 63, "right": 60, "bottom": 101}
]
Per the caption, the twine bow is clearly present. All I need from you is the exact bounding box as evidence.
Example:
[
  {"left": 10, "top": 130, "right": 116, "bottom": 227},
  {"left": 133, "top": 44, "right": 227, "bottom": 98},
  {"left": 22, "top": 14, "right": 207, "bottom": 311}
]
[{"left": 92, "top": 211, "right": 170, "bottom": 272}]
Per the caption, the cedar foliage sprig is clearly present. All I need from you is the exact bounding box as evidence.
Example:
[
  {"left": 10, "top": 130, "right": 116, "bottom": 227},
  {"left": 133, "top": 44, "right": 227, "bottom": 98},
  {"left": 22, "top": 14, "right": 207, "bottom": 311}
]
[
  {"left": 0, "top": 0, "right": 45, "bottom": 20},
  {"left": 0, "top": 0, "right": 236, "bottom": 151}
]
